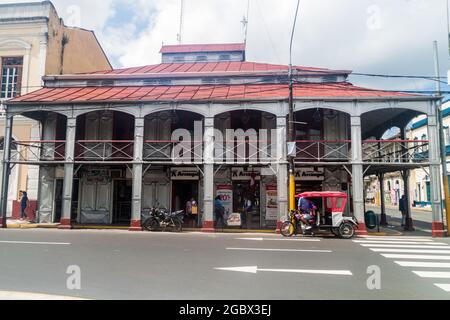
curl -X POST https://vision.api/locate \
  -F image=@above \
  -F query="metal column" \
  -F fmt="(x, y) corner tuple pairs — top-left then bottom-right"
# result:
(378, 173), (388, 226)
(202, 117), (215, 232)
(0, 114), (13, 228)
(60, 117), (77, 229)
(351, 115), (367, 235)
(130, 117), (144, 231)
(428, 111), (445, 237)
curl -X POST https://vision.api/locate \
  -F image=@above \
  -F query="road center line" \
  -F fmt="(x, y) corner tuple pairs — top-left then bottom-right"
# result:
(235, 237), (320, 242)
(226, 247), (332, 253)
(0, 241), (71, 245)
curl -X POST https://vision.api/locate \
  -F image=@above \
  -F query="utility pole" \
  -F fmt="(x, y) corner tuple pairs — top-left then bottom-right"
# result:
(0, 104), (13, 229)
(434, 41), (450, 236)
(177, 0), (184, 44)
(288, 0), (301, 213)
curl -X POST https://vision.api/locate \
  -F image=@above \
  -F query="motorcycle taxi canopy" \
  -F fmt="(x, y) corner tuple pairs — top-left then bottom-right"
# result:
(295, 192), (347, 213)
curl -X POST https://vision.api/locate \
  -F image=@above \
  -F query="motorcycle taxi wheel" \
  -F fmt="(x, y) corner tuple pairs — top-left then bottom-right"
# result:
(338, 222), (356, 239)
(280, 221), (295, 237)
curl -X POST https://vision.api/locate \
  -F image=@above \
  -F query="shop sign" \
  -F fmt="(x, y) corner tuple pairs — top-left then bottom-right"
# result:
(227, 213), (242, 227)
(295, 167), (325, 181)
(265, 185), (278, 221)
(232, 168), (262, 181)
(171, 167), (200, 180)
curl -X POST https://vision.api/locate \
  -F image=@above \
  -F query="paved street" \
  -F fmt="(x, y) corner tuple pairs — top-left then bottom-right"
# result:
(1, 229), (450, 300)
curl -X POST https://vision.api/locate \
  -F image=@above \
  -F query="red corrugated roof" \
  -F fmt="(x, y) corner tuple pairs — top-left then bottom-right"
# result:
(76, 61), (338, 76)
(10, 83), (417, 104)
(160, 43), (246, 54)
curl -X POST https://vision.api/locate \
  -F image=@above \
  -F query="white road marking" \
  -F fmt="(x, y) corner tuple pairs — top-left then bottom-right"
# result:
(370, 248), (450, 254)
(235, 237), (320, 242)
(395, 261), (450, 268)
(413, 271), (450, 279)
(381, 254), (450, 260)
(0, 291), (86, 300)
(354, 240), (447, 245)
(0, 241), (70, 245)
(226, 247), (332, 253)
(359, 236), (434, 241)
(434, 284), (450, 292)
(360, 244), (449, 249)
(215, 266), (352, 275)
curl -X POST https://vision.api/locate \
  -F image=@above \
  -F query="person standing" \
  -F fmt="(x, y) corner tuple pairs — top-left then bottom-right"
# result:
(20, 191), (29, 221)
(399, 194), (407, 227)
(214, 196), (225, 228)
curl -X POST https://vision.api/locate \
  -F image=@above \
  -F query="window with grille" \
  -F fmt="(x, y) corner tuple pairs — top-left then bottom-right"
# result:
(1, 57), (23, 99)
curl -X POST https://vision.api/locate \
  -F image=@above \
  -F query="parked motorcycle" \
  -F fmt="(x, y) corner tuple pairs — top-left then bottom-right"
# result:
(142, 208), (184, 233)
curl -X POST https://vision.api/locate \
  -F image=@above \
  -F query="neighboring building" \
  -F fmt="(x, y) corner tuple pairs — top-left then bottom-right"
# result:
(364, 100), (450, 211)
(3, 42), (445, 236)
(0, 1), (112, 218)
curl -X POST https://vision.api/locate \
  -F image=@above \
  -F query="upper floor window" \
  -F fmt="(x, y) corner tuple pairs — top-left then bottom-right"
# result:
(1, 57), (23, 99)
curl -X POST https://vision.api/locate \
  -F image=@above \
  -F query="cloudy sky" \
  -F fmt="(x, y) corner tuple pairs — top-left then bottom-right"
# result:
(5, 0), (450, 93)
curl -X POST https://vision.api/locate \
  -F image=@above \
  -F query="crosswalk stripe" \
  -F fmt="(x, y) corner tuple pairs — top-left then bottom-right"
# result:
(382, 254), (450, 260)
(370, 248), (450, 254)
(360, 237), (434, 242)
(413, 271), (450, 278)
(434, 284), (450, 292)
(354, 240), (447, 245)
(361, 244), (449, 249)
(360, 235), (434, 240)
(395, 261), (450, 268)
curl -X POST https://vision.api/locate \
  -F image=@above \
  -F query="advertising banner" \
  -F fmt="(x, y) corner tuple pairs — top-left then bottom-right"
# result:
(265, 185), (278, 221)
(216, 185), (233, 218)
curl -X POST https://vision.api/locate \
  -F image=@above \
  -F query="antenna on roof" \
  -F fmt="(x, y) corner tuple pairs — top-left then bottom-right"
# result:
(177, 0), (185, 44)
(241, 0), (250, 45)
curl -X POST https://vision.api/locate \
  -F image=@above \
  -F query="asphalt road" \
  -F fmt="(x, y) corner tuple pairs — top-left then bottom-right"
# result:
(1, 229), (450, 300)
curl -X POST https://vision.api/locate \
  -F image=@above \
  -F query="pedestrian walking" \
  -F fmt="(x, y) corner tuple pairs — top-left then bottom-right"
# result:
(20, 191), (29, 221)
(399, 194), (407, 227)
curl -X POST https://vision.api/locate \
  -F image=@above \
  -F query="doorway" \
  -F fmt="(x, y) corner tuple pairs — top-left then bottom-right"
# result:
(113, 179), (132, 225)
(172, 180), (199, 227)
(54, 179), (63, 223)
(233, 181), (261, 229)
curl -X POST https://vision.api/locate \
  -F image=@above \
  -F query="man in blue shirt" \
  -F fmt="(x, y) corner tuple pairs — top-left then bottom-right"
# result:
(298, 197), (317, 229)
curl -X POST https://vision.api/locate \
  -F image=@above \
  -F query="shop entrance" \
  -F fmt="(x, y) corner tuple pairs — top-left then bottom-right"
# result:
(113, 179), (132, 225)
(233, 181), (261, 229)
(172, 180), (199, 227)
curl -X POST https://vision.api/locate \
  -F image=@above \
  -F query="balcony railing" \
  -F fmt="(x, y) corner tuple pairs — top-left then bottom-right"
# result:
(295, 140), (351, 162)
(144, 140), (204, 163)
(362, 140), (429, 163)
(11, 140), (66, 162)
(8, 139), (431, 165)
(75, 140), (134, 161)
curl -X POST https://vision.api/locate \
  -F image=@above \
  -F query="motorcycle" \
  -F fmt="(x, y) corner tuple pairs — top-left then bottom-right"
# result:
(143, 208), (184, 233)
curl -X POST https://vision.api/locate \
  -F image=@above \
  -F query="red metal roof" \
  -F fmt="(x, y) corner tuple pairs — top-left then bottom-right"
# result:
(74, 61), (339, 76)
(160, 43), (246, 54)
(10, 83), (417, 104)
(296, 192), (348, 198)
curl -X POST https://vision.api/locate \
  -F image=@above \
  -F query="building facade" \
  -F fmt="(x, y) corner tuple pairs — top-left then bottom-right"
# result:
(0, 1), (112, 218)
(2, 43), (445, 236)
